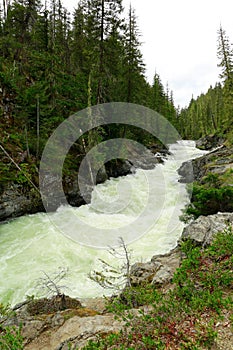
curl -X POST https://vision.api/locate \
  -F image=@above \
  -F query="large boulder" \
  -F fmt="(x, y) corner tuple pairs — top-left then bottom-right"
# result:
(178, 146), (233, 184)
(180, 212), (233, 246)
(130, 248), (181, 287)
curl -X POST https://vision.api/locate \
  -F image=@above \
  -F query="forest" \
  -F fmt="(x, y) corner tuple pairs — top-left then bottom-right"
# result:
(0, 0), (232, 191)
(179, 25), (233, 144)
(0, 0), (177, 187)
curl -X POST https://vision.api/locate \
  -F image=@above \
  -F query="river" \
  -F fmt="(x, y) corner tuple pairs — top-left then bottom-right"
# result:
(0, 141), (206, 306)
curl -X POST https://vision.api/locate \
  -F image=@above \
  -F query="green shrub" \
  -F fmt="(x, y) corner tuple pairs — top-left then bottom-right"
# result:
(185, 184), (233, 219)
(0, 325), (24, 350)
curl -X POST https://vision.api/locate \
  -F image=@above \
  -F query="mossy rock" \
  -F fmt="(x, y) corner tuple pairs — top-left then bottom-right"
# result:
(27, 294), (82, 315)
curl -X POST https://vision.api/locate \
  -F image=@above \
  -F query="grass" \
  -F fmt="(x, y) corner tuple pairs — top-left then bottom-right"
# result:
(82, 227), (233, 349)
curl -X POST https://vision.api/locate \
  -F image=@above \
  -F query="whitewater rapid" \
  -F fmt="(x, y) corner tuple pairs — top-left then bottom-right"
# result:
(0, 141), (205, 305)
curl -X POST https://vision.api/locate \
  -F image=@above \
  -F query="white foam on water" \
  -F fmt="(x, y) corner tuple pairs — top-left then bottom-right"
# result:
(0, 141), (206, 305)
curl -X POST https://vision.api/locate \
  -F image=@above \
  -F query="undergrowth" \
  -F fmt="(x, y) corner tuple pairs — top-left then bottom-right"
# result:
(83, 227), (233, 349)
(0, 325), (23, 350)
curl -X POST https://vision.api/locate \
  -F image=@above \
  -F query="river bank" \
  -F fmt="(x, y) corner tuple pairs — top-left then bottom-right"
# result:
(1, 211), (232, 349)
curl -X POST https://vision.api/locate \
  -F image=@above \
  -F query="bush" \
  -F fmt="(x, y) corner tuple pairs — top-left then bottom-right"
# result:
(0, 325), (23, 350)
(185, 184), (233, 219)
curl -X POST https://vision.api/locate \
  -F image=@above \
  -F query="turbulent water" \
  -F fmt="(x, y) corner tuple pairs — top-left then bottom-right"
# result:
(0, 141), (206, 306)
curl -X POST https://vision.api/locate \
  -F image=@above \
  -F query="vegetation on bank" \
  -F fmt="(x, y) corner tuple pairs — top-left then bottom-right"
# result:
(178, 25), (233, 145)
(82, 227), (233, 349)
(183, 153), (233, 220)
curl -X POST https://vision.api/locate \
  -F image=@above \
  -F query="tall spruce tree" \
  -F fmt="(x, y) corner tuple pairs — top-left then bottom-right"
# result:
(217, 25), (233, 130)
(217, 25), (233, 81)
(123, 4), (145, 104)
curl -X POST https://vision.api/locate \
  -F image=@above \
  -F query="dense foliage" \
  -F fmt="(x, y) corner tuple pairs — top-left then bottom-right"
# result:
(178, 26), (233, 144)
(0, 0), (177, 187)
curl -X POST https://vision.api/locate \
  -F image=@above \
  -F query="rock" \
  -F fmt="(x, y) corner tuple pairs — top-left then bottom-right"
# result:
(177, 161), (194, 183)
(130, 248), (181, 286)
(0, 144), (167, 221)
(55, 315), (124, 350)
(152, 266), (172, 285)
(130, 261), (162, 285)
(22, 319), (46, 341)
(196, 134), (225, 150)
(104, 159), (132, 178)
(179, 146), (233, 184)
(80, 297), (107, 314)
(151, 248), (182, 285)
(51, 312), (65, 327)
(24, 314), (124, 350)
(0, 185), (44, 222)
(26, 295), (82, 316)
(180, 212), (233, 246)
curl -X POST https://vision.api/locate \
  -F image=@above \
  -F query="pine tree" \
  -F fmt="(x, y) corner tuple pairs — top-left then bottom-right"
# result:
(217, 25), (233, 81)
(122, 5), (145, 104)
(217, 25), (233, 130)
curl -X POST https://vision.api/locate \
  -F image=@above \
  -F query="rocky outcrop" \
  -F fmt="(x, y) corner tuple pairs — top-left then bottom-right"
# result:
(130, 212), (233, 287)
(178, 145), (233, 184)
(0, 185), (44, 221)
(180, 212), (233, 246)
(33, 314), (123, 350)
(1, 295), (124, 350)
(195, 134), (225, 150)
(130, 248), (182, 287)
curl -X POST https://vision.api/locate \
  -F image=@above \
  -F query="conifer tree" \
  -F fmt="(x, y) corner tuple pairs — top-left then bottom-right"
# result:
(217, 25), (233, 130)
(217, 25), (233, 81)
(123, 5), (145, 104)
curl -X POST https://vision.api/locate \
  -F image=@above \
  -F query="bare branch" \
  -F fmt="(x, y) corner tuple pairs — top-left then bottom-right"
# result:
(36, 267), (69, 297)
(89, 237), (132, 291)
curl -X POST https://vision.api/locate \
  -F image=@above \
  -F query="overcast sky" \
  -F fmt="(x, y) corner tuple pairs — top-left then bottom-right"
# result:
(63, 0), (233, 108)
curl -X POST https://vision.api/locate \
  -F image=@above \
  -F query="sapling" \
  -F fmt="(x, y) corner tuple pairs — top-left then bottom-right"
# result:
(89, 237), (132, 292)
(36, 267), (69, 297)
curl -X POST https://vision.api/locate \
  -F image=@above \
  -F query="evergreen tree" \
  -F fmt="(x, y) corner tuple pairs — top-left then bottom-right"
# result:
(217, 25), (233, 81)
(217, 25), (233, 131)
(123, 4), (145, 104)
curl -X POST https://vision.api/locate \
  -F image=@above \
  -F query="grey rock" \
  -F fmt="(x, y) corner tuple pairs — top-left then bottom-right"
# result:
(22, 319), (45, 340)
(196, 135), (225, 150)
(51, 312), (65, 327)
(24, 314), (124, 350)
(130, 261), (162, 285)
(181, 212), (233, 246)
(151, 248), (182, 285)
(152, 266), (172, 285)
(130, 248), (181, 286)
(178, 161), (194, 183)
(179, 146), (233, 184)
